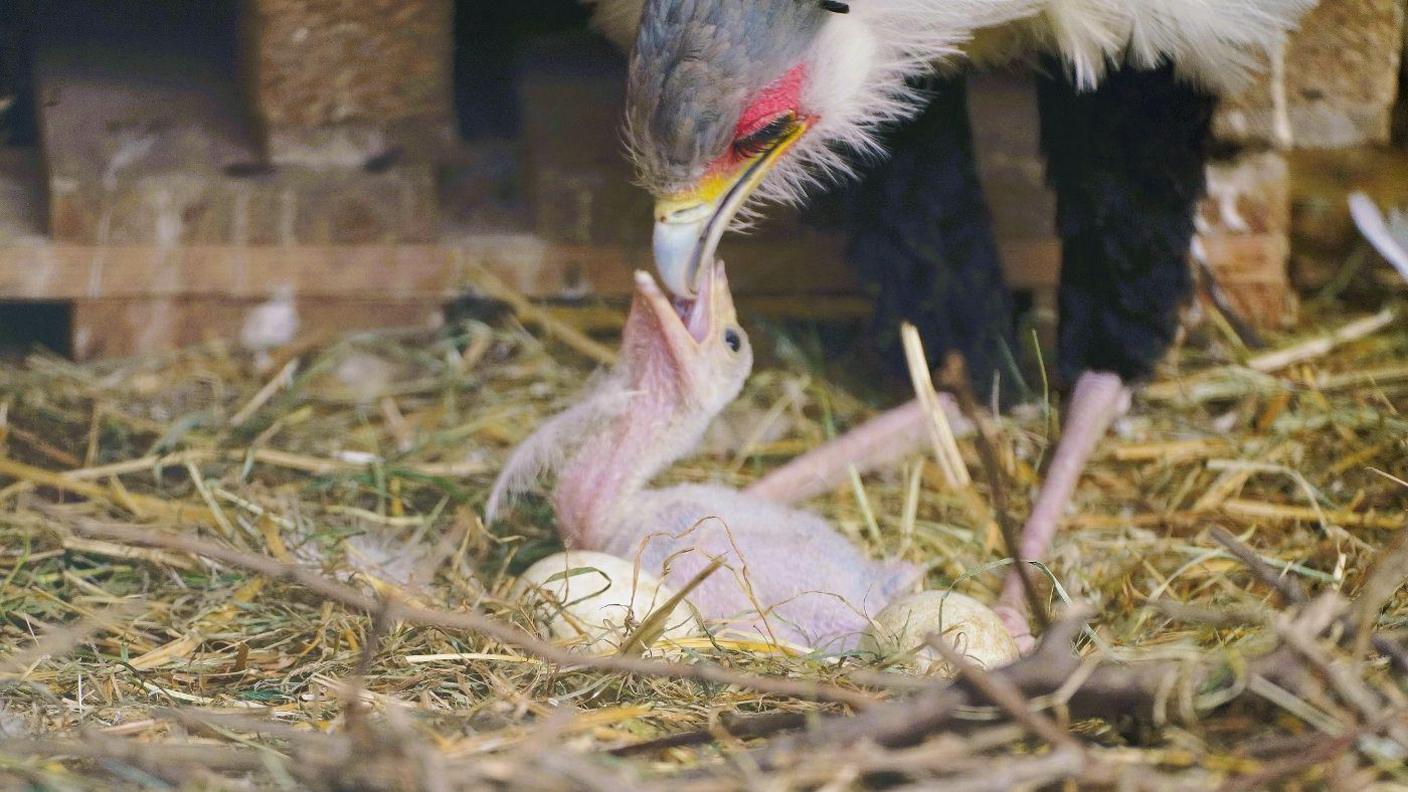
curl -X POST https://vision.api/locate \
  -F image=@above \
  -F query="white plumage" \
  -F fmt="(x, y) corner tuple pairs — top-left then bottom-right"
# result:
(239, 284), (299, 371)
(585, 0), (1310, 92)
(586, 0), (1312, 209)
(1350, 193), (1408, 285)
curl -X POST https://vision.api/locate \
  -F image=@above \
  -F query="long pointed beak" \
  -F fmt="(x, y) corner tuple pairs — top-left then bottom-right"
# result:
(651, 121), (808, 297)
(653, 199), (717, 298)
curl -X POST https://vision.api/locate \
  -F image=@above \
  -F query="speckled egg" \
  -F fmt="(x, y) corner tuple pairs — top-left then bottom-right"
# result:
(861, 591), (1020, 677)
(512, 551), (701, 652)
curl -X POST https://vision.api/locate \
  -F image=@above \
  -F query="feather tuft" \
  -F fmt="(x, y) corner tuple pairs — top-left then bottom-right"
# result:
(1350, 192), (1408, 285)
(485, 372), (633, 524)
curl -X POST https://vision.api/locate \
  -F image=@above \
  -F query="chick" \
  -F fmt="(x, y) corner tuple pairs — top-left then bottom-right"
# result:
(489, 260), (918, 651)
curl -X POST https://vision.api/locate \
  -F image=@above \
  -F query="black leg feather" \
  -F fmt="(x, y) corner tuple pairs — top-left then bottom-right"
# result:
(1037, 59), (1215, 385)
(844, 73), (1015, 400)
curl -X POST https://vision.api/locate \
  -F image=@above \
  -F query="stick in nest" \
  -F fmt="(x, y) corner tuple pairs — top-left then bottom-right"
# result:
(941, 353), (1049, 633)
(923, 630), (1077, 751)
(1212, 524), (1408, 672)
(901, 323), (971, 489)
(1210, 526), (1307, 606)
(60, 514), (877, 710)
(460, 253), (618, 367)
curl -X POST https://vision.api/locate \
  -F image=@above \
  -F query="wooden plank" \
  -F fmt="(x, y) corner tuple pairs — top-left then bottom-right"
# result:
(969, 73), (1058, 241)
(0, 237), (1062, 302)
(1195, 152), (1297, 330)
(70, 297), (445, 360)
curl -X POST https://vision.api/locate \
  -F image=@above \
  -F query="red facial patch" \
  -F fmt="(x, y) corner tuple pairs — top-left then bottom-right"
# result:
(733, 64), (808, 139)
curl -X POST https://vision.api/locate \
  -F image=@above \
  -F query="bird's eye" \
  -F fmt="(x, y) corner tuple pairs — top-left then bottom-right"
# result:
(733, 113), (797, 160)
(723, 328), (742, 353)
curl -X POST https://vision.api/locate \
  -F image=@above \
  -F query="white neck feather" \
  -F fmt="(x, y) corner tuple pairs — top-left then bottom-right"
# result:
(752, 0), (1043, 209)
(752, 0), (1311, 208)
(585, 0), (1314, 211)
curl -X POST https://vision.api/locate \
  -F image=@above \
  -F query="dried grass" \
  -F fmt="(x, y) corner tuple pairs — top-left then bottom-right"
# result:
(0, 289), (1405, 790)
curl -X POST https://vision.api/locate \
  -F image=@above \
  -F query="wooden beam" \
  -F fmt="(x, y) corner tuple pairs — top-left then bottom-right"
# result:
(69, 297), (447, 360)
(0, 237), (1063, 302)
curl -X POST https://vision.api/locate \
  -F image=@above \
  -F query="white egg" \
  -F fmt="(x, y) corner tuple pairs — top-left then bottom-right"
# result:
(861, 591), (1020, 677)
(512, 551), (701, 652)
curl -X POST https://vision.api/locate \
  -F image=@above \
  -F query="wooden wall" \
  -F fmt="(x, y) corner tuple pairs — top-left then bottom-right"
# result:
(0, 1), (1402, 357)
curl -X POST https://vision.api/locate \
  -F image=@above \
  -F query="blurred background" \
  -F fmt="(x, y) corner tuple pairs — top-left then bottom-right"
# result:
(0, 0), (1403, 363)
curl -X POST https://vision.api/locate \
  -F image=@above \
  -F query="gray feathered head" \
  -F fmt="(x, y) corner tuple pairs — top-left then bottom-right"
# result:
(622, 0), (1020, 299)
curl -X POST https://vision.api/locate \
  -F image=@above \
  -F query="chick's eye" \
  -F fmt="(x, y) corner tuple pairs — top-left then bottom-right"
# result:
(723, 328), (742, 353)
(732, 114), (797, 160)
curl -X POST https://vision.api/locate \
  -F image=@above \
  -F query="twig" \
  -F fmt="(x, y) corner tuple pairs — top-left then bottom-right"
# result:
(0, 736), (269, 773)
(1274, 615), (1383, 723)
(1246, 309), (1396, 373)
(766, 607), (1338, 763)
(1213, 526), (1408, 672)
(1219, 711), (1401, 792)
(608, 711), (809, 757)
(617, 618), (1091, 759)
(63, 516), (878, 710)
(614, 592), (1399, 775)
(59, 449), (217, 480)
(462, 256), (618, 367)
(890, 746), (1088, 792)
(901, 323), (970, 488)
(1351, 525), (1408, 665)
(229, 358), (298, 427)
(942, 354), (1049, 632)
(1210, 526), (1307, 606)
(923, 631), (1077, 750)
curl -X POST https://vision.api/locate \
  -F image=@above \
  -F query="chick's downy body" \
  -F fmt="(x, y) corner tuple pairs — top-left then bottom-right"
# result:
(601, 483), (915, 650)
(489, 261), (917, 651)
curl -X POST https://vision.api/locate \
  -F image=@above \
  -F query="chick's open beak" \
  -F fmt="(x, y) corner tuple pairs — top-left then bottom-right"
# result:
(651, 122), (807, 297)
(632, 258), (724, 364)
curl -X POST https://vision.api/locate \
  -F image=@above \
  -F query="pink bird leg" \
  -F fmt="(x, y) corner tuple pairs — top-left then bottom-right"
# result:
(745, 395), (970, 506)
(993, 371), (1130, 652)
(746, 371), (1130, 654)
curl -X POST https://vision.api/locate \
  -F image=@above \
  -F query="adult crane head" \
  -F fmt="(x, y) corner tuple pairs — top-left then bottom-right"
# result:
(632, 0), (1014, 297)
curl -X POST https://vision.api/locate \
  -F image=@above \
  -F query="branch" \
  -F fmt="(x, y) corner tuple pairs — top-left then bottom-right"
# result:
(62, 515), (877, 710)
(1213, 524), (1408, 672)
(0, 737), (268, 773)
(942, 353), (1049, 631)
(924, 630), (1077, 750)
(1211, 526), (1308, 605)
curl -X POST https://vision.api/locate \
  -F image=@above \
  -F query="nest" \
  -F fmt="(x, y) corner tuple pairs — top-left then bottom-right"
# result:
(0, 284), (1406, 790)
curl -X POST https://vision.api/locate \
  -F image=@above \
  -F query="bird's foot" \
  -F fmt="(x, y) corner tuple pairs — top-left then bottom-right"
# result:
(990, 371), (1131, 657)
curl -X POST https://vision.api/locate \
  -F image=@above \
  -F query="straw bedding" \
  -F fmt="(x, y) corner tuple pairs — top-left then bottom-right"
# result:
(0, 284), (1405, 789)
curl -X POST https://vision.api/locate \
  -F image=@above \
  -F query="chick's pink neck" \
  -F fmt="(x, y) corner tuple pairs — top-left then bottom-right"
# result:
(551, 382), (705, 550)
